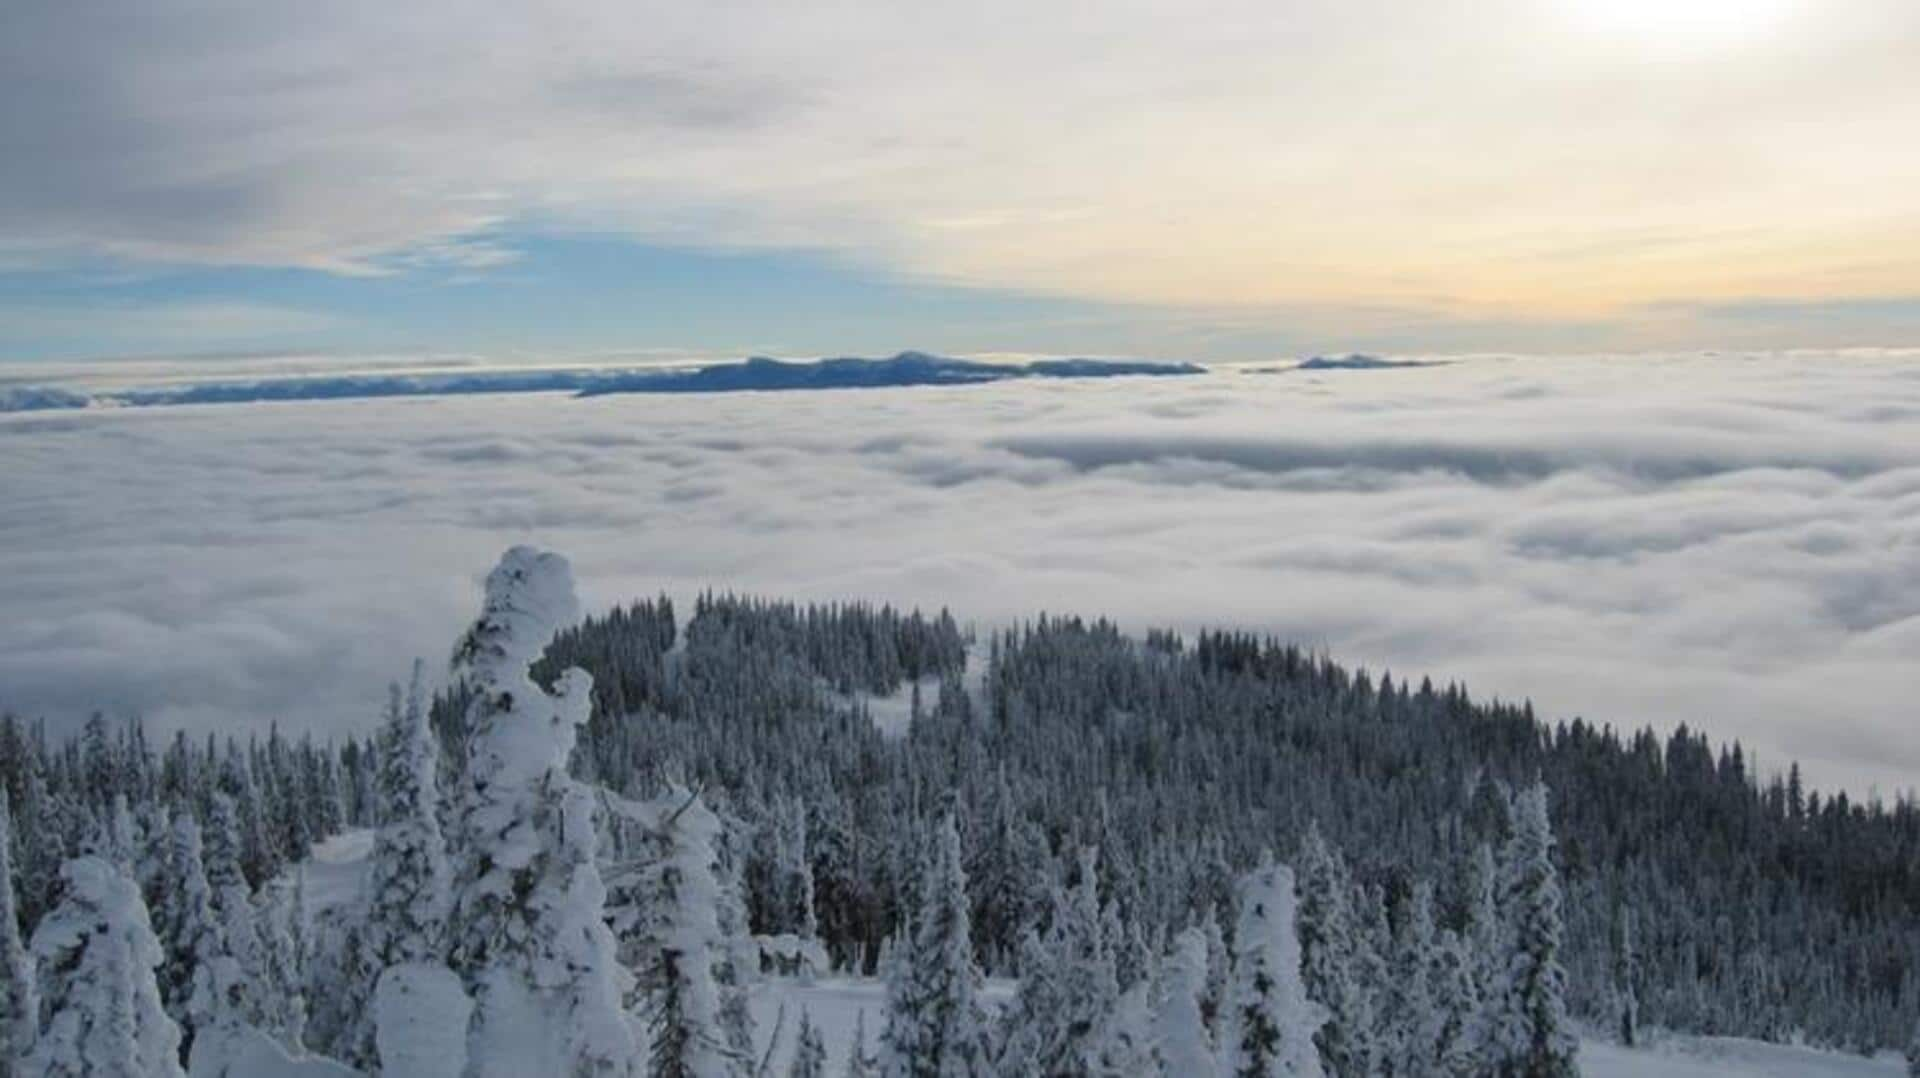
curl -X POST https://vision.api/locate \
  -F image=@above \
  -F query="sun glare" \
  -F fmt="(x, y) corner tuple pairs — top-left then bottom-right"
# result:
(1566, 0), (1797, 43)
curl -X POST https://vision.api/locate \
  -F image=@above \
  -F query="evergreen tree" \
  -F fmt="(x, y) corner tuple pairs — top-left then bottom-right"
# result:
(1611, 902), (1640, 1048)
(995, 849), (1120, 1076)
(1430, 929), (1482, 1078)
(200, 790), (292, 1041)
(368, 667), (450, 967)
(844, 1010), (876, 1078)
(346, 667), (453, 1068)
(632, 788), (740, 1078)
(1199, 907), (1230, 1037)
(445, 546), (637, 1078)
(151, 813), (220, 1048)
(710, 820), (758, 1066)
(1294, 827), (1374, 1077)
(881, 810), (989, 1078)
(1383, 882), (1441, 1077)
(1493, 784), (1577, 1078)
(790, 1009), (827, 1078)
(255, 877), (307, 1049)
(17, 765), (66, 927)
(0, 797), (38, 1073)
(104, 795), (137, 876)
(25, 856), (185, 1078)
(1224, 857), (1325, 1078)
(778, 805), (819, 943)
(1149, 926), (1217, 1076)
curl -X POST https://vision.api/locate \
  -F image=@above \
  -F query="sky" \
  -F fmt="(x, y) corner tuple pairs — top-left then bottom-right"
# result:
(3, 0), (1920, 361)
(3, 353), (1916, 798)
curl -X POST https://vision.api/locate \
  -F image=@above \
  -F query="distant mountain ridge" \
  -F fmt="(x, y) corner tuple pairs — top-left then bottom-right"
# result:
(575, 350), (1202, 396)
(0, 351), (1203, 413)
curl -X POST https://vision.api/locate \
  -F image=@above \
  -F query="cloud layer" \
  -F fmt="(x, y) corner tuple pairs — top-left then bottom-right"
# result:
(4, 0), (1919, 328)
(2, 352), (1917, 797)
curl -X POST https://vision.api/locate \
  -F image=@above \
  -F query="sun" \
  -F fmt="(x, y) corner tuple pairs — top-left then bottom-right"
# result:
(1565, 0), (1797, 43)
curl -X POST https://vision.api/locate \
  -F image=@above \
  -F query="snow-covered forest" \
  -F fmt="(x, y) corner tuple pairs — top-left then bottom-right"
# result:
(2, 545), (1916, 1076)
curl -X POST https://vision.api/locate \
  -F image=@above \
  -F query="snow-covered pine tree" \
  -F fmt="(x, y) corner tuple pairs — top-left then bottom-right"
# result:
(14, 764), (64, 931)
(994, 848), (1120, 1075)
(0, 796), (38, 1072)
(1200, 906), (1230, 1036)
(1101, 978), (1153, 1075)
(202, 788), (304, 1046)
(1294, 826), (1374, 1077)
(710, 816), (758, 1066)
(255, 876), (308, 1049)
(790, 1009), (827, 1078)
(1493, 784), (1577, 1078)
(25, 856), (185, 1078)
(1430, 929), (1482, 1077)
(1383, 882), (1442, 1076)
(369, 667), (450, 966)
(845, 1010), (876, 1078)
(105, 795), (137, 875)
(1460, 841), (1503, 1070)
(777, 804), (819, 943)
(1225, 856), (1325, 1078)
(1611, 901), (1640, 1048)
(152, 812), (220, 1045)
(345, 667), (454, 1068)
(881, 809), (989, 1078)
(634, 788), (739, 1078)
(134, 804), (170, 903)
(445, 546), (636, 1078)
(1149, 926), (1217, 1076)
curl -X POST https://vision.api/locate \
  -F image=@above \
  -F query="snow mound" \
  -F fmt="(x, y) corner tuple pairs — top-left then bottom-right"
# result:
(302, 829), (374, 919)
(740, 978), (1904, 1078)
(837, 675), (938, 739)
(1581, 1034), (1905, 1077)
(374, 962), (471, 1078)
(190, 1025), (363, 1078)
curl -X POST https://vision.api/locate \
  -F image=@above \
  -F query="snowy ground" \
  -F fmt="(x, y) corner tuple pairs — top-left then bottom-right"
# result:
(1579, 1033), (1906, 1078)
(830, 677), (932, 740)
(833, 639), (990, 739)
(746, 977), (1907, 1077)
(304, 829), (374, 919)
(297, 833), (1903, 1076)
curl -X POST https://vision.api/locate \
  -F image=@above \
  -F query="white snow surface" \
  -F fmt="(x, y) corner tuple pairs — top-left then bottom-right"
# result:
(745, 979), (1904, 1078)
(1580, 1034), (1905, 1078)
(842, 641), (988, 739)
(373, 962), (471, 1078)
(292, 832), (1903, 1077)
(304, 829), (375, 919)
(838, 676), (937, 740)
(189, 1024), (363, 1078)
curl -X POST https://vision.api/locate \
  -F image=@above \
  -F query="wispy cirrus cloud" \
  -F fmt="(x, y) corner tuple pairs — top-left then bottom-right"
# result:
(2, 0), (1918, 339)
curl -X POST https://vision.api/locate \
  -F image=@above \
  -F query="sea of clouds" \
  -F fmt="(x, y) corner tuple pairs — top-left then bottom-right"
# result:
(3, 351), (1916, 797)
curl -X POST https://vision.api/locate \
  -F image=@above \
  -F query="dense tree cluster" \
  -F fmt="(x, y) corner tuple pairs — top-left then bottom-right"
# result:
(526, 601), (1918, 1054)
(0, 556), (1916, 1074)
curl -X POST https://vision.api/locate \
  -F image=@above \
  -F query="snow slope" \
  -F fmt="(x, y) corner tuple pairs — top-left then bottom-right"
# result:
(305, 829), (375, 920)
(296, 834), (1903, 1077)
(1580, 1035), (1905, 1078)
(746, 978), (1905, 1078)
